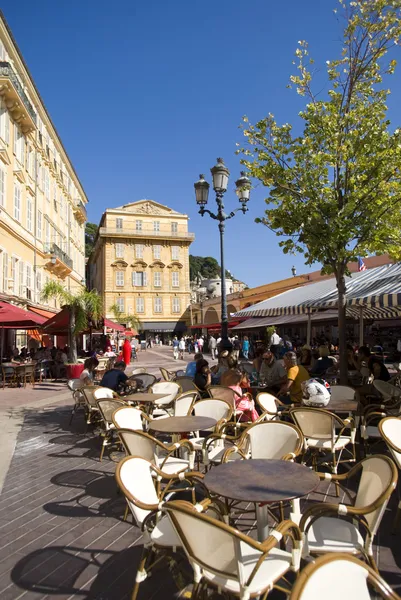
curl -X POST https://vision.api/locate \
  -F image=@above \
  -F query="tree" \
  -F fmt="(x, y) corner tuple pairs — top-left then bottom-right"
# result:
(85, 223), (98, 258)
(238, 0), (401, 382)
(109, 304), (142, 331)
(41, 282), (103, 363)
(189, 255), (239, 281)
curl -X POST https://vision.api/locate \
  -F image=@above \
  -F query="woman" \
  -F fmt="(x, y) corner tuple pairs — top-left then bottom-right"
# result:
(194, 359), (211, 392)
(122, 337), (132, 366)
(224, 369), (258, 422)
(299, 346), (313, 372)
(80, 357), (99, 386)
(242, 336), (250, 360)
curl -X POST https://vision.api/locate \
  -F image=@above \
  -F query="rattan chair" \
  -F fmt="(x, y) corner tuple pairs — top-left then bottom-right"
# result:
(361, 381), (401, 454)
(379, 416), (401, 530)
(290, 553), (401, 600)
(164, 499), (302, 599)
(160, 367), (176, 381)
(81, 386), (102, 428)
(150, 381), (181, 417)
(129, 373), (157, 392)
(207, 385), (245, 422)
(188, 399), (233, 468)
(174, 376), (198, 392)
(67, 378), (85, 424)
(1, 365), (16, 388)
(96, 398), (127, 460)
(115, 456), (211, 600)
(256, 392), (284, 421)
(111, 405), (151, 431)
(131, 367), (147, 375)
(299, 454), (397, 571)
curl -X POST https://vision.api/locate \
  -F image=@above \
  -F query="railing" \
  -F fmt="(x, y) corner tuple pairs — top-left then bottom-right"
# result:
(44, 243), (73, 269)
(99, 227), (195, 240)
(0, 62), (36, 124)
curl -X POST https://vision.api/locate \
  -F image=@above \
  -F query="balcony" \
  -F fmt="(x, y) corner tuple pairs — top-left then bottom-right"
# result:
(74, 199), (87, 224)
(99, 227), (195, 242)
(44, 243), (73, 277)
(0, 62), (36, 133)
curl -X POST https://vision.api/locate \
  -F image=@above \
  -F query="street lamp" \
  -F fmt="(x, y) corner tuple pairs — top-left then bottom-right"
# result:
(291, 266), (297, 277)
(194, 158), (251, 351)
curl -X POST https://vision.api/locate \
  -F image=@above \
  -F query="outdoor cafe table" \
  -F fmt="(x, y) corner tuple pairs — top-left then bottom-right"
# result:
(325, 396), (359, 414)
(204, 459), (320, 541)
(124, 392), (170, 414)
(149, 416), (217, 434)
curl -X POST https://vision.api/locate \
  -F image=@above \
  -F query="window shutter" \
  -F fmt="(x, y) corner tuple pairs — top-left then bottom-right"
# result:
(143, 272), (147, 286)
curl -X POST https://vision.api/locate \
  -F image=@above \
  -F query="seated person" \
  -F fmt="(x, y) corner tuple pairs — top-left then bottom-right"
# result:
(278, 351), (310, 404)
(80, 357), (99, 386)
(299, 346), (314, 372)
(258, 350), (287, 393)
(224, 370), (258, 422)
(100, 360), (129, 393)
(211, 350), (230, 384)
(220, 356), (244, 386)
(185, 353), (204, 378)
(358, 346), (390, 382)
(193, 358), (211, 392)
(252, 347), (265, 375)
(52, 349), (68, 381)
(313, 346), (337, 376)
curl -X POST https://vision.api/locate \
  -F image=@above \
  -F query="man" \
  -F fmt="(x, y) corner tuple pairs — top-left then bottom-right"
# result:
(197, 336), (204, 354)
(259, 350), (287, 393)
(178, 337), (186, 360)
(100, 360), (128, 392)
(232, 336), (241, 361)
(278, 351), (309, 404)
(53, 348), (68, 381)
(172, 336), (179, 360)
(209, 335), (217, 360)
(269, 329), (282, 359)
(186, 353), (204, 377)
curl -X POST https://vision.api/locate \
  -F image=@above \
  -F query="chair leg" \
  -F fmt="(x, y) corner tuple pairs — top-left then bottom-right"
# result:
(131, 546), (151, 600)
(99, 437), (107, 462)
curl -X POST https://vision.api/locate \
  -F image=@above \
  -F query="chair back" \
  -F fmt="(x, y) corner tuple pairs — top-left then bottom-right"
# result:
(160, 367), (175, 381)
(207, 386), (237, 410)
(193, 399), (232, 429)
(131, 367), (147, 375)
(291, 408), (337, 440)
(379, 417), (401, 469)
(244, 421), (303, 460)
(329, 386), (355, 402)
(68, 378), (84, 392)
(93, 387), (115, 400)
(116, 456), (159, 527)
(289, 553), (399, 600)
(174, 392), (198, 416)
(81, 386), (98, 408)
(130, 373), (157, 391)
(151, 381), (181, 405)
(373, 380), (401, 403)
(174, 376), (197, 392)
(256, 392), (279, 419)
(118, 429), (156, 463)
(175, 369), (186, 377)
(96, 398), (126, 425)
(112, 406), (144, 430)
(354, 455), (397, 533)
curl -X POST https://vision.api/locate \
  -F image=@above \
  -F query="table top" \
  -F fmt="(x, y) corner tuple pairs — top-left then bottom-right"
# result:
(149, 415), (217, 433)
(124, 392), (169, 403)
(326, 396), (359, 412)
(204, 459), (320, 503)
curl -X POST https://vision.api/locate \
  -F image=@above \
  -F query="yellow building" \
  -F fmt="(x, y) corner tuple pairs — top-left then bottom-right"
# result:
(88, 200), (194, 339)
(0, 11), (87, 329)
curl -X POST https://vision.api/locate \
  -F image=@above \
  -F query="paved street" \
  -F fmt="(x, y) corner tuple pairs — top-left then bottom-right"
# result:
(0, 347), (400, 599)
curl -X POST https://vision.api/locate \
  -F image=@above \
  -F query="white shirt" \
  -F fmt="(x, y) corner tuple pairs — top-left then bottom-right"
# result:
(179, 339), (185, 350)
(270, 333), (281, 346)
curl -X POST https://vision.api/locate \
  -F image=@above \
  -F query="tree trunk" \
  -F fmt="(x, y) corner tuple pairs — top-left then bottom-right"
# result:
(68, 307), (78, 363)
(337, 271), (348, 385)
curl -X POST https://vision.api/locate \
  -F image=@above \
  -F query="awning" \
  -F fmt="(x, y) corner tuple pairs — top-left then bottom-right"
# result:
(0, 301), (47, 329)
(231, 310), (351, 330)
(27, 329), (42, 341)
(103, 318), (125, 332)
(142, 321), (187, 333)
(28, 306), (58, 319)
(42, 306), (70, 334)
(189, 320), (243, 330)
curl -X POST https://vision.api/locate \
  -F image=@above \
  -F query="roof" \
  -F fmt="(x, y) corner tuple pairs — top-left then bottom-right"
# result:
(111, 199), (185, 216)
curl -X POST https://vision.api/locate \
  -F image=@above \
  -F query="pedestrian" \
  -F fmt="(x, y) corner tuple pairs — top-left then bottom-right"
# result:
(178, 337), (185, 360)
(241, 336), (250, 360)
(209, 335), (217, 359)
(122, 337), (132, 366)
(172, 336), (179, 360)
(198, 335), (204, 354)
(233, 336), (241, 360)
(146, 336), (152, 349)
(269, 329), (282, 359)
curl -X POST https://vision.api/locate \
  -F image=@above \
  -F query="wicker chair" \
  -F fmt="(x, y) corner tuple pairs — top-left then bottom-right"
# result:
(160, 367), (176, 381)
(67, 378), (85, 424)
(379, 416), (401, 531)
(96, 398), (127, 460)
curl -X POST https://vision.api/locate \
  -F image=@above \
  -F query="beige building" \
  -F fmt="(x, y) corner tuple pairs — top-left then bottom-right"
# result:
(0, 11), (87, 330)
(88, 200), (194, 339)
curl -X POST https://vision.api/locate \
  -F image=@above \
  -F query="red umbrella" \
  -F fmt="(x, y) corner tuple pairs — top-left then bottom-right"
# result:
(0, 301), (47, 328)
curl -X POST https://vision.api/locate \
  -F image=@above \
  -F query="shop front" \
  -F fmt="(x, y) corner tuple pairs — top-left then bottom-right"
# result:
(141, 321), (187, 345)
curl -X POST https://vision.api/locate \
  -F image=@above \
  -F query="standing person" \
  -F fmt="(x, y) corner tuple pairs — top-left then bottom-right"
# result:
(146, 336), (152, 349)
(172, 336), (179, 360)
(197, 335), (204, 354)
(270, 329), (282, 359)
(232, 336), (240, 360)
(242, 336), (250, 360)
(209, 335), (217, 360)
(178, 337), (185, 360)
(122, 337), (132, 366)
(194, 338), (199, 354)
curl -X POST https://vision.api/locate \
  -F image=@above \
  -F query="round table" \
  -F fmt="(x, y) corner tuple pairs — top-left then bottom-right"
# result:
(204, 459), (320, 541)
(149, 415), (217, 433)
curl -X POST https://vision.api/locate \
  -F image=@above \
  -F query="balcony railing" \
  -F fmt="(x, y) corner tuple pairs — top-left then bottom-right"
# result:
(0, 62), (36, 125)
(99, 227), (195, 240)
(44, 243), (73, 270)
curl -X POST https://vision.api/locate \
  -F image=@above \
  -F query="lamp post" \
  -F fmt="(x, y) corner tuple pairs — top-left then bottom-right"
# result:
(194, 158), (251, 351)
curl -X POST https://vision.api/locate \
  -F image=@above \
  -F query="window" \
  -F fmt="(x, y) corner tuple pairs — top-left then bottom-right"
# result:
(154, 221), (160, 232)
(172, 297), (181, 313)
(18, 260), (26, 297)
(43, 169), (50, 201)
(116, 297), (124, 312)
(116, 217), (123, 230)
(2, 251), (8, 293)
(116, 271), (124, 287)
(133, 271), (146, 286)
(0, 166), (5, 206)
(171, 222), (178, 233)
(14, 182), (21, 221)
(115, 243), (124, 258)
(136, 297), (144, 313)
(172, 271), (180, 287)
(172, 246), (179, 260)
(136, 220), (142, 232)
(27, 197), (33, 232)
(154, 297), (162, 313)
(153, 245), (161, 259)
(154, 271), (161, 287)
(26, 264), (32, 299)
(135, 244), (144, 259)
(0, 98), (10, 145)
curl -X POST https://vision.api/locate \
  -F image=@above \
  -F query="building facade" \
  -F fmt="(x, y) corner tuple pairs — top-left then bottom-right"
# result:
(88, 200), (194, 339)
(0, 12), (87, 325)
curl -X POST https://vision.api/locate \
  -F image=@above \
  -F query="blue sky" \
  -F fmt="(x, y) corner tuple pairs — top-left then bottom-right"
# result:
(2, 0), (400, 287)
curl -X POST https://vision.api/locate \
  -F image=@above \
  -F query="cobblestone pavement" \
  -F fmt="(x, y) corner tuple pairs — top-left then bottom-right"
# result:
(0, 347), (400, 599)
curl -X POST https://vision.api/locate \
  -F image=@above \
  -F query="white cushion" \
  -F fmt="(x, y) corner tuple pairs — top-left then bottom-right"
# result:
(202, 545), (291, 595)
(306, 516), (364, 553)
(306, 436), (351, 450)
(151, 515), (181, 547)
